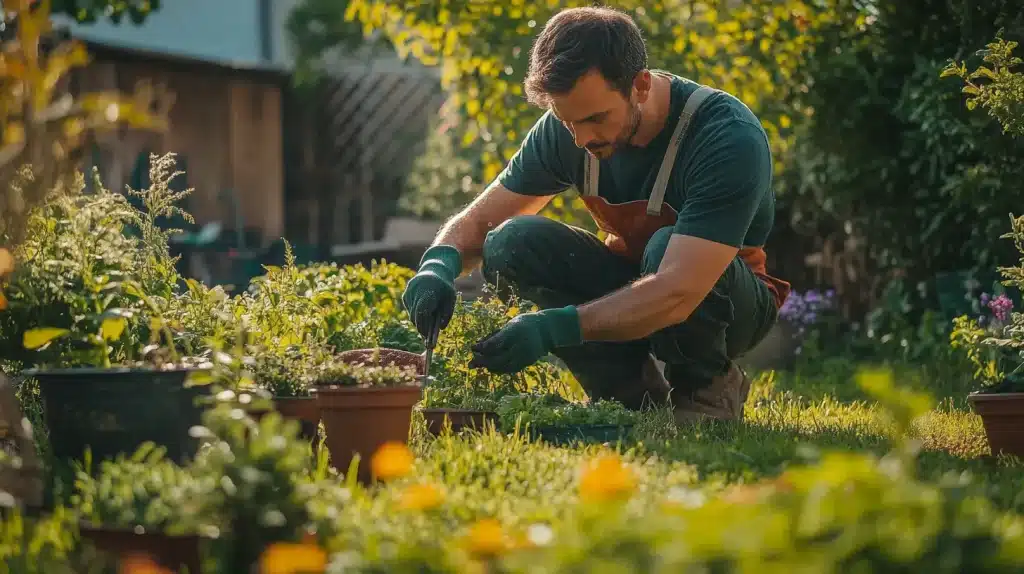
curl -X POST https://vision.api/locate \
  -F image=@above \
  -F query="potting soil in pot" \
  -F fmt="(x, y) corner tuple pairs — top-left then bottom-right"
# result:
(337, 348), (425, 374)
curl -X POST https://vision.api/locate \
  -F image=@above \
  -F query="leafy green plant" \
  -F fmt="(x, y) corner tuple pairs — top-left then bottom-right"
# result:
(187, 388), (319, 572)
(420, 385), (503, 412)
(0, 155), (190, 368)
(70, 443), (202, 535)
(496, 394), (638, 429)
(943, 34), (1024, 137)
(312, 357), (419, 388)
(950, 215), (1024, 394)
(0, 504), (100, 573)
(428, 292), (580, 408)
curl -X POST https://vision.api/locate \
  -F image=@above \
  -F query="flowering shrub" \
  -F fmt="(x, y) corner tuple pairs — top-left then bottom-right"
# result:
(779, 289), (837, 333)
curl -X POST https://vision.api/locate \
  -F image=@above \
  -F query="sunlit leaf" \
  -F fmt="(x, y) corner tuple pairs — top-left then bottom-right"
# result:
(23, 328), (70, 350)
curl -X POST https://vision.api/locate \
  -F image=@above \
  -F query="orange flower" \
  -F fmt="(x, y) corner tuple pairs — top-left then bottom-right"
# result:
(0, 248), (12, 277)
(371, 441), (413, 481)
(399, 482), (444, 511)
(0, 292), (7, 311)
(119, 554), (173, 574)
(259, 540), (328, 574)
(464, 518), (507, 558)
(578, 453), (637, 503)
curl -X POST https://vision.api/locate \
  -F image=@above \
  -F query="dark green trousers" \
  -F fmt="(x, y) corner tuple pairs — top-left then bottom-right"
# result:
(480, 215), (778, 400)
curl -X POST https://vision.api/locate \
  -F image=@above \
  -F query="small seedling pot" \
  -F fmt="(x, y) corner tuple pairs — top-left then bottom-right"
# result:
(529, 424), (635, 446)
(968, 391), (1024, 457)
(317, 384), (422, 484)
(422, 408), (498, 436)
(27, 367), (210, 464)
(78, 523), (202, 574)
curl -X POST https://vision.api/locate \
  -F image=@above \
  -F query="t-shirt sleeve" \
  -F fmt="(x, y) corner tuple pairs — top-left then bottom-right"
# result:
(672, 120), (773, 248)
(497, 110), (575, 196)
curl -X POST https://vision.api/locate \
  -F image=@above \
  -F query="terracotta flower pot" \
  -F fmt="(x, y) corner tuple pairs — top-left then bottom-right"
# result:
(78, 523), (202, 574)
(422, 408), (498, 436)
(968, 391), (1024, 457)
(272, 396), (320, 442)
(317, 385), (422, 484)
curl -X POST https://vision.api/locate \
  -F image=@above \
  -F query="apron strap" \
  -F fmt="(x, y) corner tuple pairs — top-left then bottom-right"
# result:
(647, 85), (718, 215)
(583, 151), (599, 197)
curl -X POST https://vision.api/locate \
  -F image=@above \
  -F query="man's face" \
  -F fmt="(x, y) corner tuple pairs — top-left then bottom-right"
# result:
(549, 69), (649, 160)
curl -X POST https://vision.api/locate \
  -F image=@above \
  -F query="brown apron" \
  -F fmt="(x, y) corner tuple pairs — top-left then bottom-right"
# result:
(579, 85), (791, 309)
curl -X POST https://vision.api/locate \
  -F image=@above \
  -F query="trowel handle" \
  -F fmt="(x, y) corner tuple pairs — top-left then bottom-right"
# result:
(425, 315), (442, 350)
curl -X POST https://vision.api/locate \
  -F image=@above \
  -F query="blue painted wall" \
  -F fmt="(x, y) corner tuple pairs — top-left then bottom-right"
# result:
(52, 0), (296, 71)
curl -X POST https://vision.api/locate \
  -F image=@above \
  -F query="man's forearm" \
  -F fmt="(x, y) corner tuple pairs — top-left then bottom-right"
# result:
(431, 213), (484, 276)
(576, 273), (695, 341)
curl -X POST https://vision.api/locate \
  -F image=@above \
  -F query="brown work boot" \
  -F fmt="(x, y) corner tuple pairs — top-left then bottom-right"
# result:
(609, 354), (672, 410)
(671, 362), (751, 425)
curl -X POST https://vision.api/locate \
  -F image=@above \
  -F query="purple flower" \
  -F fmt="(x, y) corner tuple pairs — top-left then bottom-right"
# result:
(988, 293), (1013, 323)
(779, 289), (836, 327)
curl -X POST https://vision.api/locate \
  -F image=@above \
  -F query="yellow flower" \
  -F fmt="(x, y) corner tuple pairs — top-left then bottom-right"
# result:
(259, 541), (328, 574)
(399, 482), (444, 511)
(371, 441), (413, 481)
(465, 518), (507, 558)
(0, 248), (13, 277)
(578, 453), (637, 503)
(119, 554), (173, 574)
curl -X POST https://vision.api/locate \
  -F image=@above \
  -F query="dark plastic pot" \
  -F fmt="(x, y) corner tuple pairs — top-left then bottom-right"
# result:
(968, 391), (1024, 457)
(529, 424), (634, 446)
(29, 368), (210, 464)
(317, 384), (422, 485)
(78, 523), (202, 573)
(422, 408), (498, 436)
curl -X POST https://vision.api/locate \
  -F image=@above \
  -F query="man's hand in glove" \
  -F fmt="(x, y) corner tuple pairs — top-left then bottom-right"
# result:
(402, 245), (461, 338)
(469, 306), (582, 374)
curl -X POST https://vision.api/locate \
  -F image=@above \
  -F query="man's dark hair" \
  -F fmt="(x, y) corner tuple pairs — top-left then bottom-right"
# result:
(524, 6), (648, 107)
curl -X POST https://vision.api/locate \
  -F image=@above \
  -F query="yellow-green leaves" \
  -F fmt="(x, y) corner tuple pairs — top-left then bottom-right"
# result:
(23, 327), (70, 350)
(100, 317), (128, 342)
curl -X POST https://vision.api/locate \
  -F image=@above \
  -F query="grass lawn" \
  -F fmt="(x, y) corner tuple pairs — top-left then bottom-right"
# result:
(386, 361), (1024, 520)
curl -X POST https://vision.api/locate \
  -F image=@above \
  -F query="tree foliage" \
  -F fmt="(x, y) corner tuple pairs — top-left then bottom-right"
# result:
(50, 0), (160, 25)
(291, 0), (844, 226)
(781, 0), (1024, 303)
(944, 35), (1024, 138)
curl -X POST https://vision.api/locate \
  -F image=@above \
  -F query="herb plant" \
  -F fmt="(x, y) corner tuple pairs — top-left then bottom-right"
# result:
(496, 394), (638, 429)
(313, 358), (419, 388)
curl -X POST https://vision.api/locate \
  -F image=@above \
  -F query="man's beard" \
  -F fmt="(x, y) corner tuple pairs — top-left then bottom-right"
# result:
(586, 103), (642, 158)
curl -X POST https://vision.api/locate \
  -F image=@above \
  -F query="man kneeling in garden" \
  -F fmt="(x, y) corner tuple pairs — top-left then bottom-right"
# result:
(402, 6), (791, 423)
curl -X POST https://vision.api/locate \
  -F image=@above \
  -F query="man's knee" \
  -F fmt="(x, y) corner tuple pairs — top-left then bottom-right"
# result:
(641, 226), (676, 275)
(481, 215), (552, 285)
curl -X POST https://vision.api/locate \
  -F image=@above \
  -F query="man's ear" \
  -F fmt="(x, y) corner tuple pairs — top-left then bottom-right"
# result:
(633, 70), (653, 103)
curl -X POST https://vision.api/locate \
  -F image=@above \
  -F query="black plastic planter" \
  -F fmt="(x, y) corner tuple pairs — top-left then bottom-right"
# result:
(29, 367), (210, 464)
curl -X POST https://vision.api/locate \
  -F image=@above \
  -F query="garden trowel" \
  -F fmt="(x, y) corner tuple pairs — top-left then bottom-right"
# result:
(422, 316), (442, 384)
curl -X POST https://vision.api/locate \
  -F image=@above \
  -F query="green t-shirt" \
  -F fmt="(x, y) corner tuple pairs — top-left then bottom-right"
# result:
(497, 73), (775, 249)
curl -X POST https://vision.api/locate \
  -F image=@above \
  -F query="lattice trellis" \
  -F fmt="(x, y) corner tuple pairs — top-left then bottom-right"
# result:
(285, 63), (444, 249)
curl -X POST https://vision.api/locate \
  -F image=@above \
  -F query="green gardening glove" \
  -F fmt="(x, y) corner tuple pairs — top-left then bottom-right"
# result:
(402, 245), (461, 339)
(469, 306), (582, 374)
